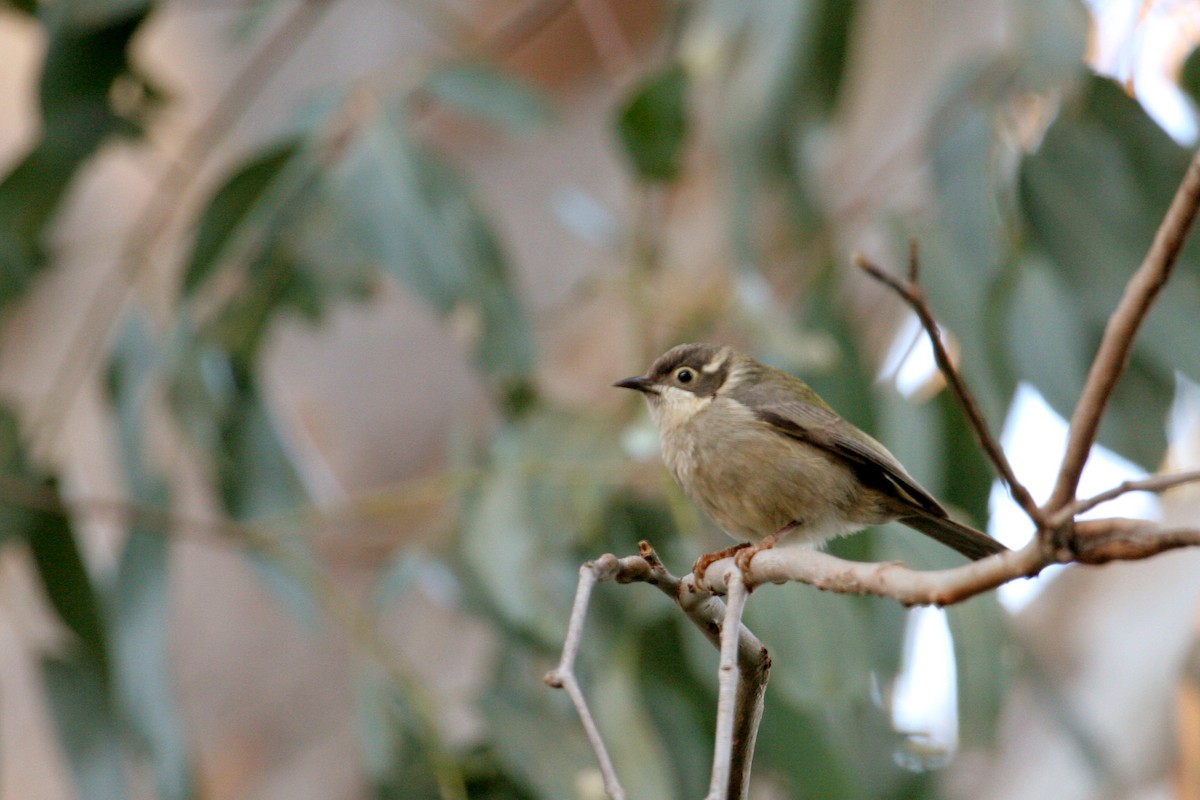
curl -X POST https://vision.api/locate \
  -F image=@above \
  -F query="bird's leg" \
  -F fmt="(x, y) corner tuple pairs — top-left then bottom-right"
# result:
(734, 520), (802, 577)
(691, 542), (752, 583)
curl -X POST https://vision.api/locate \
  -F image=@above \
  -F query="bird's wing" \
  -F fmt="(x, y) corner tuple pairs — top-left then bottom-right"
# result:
(743, 397), (947, 518)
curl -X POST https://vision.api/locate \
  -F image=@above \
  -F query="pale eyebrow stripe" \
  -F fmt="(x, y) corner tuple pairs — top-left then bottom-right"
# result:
(701, 350), (728, 373)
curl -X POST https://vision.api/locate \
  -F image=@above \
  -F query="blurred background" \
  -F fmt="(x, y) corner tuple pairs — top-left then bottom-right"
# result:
(2, 0), (1200, 798)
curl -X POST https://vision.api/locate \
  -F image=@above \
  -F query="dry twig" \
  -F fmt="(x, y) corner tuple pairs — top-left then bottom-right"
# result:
(545, 543), (770, 800)
(853, 246), (1043, 525)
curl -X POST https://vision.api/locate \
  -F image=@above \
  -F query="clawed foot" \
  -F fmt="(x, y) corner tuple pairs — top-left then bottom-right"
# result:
(733, 536), (777, 576)
(691, 542), (751, 583)
(692, 522), (800, 587)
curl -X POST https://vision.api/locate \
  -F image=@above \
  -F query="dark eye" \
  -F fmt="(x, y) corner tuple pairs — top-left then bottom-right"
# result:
(675, 367), (695, 384)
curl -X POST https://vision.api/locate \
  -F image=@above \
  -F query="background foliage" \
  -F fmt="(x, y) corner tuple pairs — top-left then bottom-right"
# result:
(0, 0), (1198, 798)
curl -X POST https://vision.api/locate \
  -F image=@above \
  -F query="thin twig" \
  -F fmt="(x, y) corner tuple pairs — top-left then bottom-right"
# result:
(1047, 148), (1200, 513)
(853, 250), (1044, 525)
(1053, 469), (1200, 525)
(546, 544), (769, 800)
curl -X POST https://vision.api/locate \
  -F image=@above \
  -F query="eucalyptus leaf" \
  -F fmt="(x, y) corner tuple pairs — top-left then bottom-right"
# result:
(945, 593), (1008, 748)
(743, 582), (871, 709)
(113, 529), (192, 800)
(353, 671), (442, 798)
(461, 410), (620, 640)
(592, 642), (676, 800)
(183, 141), (301, 295)
(329, 106), (534, 396)
(616, 62), (689, 182)
(482, 676), (597, 799)
(423, 62), (552, 135)
(106, 317), (193, 799)
(0, 7), (148, 312)
(1182, 46), (1200, 108)
(1020, 74), (1200, 382)
(27, 509), (111, 683)
(636, 621), (713, 799)
(41, 655), (130, 800)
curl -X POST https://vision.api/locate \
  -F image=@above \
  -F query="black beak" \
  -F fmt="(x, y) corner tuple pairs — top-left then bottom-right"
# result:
(614, 375), (657, 394)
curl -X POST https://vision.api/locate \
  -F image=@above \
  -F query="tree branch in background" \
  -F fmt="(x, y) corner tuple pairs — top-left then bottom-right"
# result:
(1046, 148), (1200, 514)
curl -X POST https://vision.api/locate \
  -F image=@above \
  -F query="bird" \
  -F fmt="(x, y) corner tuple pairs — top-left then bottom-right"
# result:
(614, 342), (1006, 572)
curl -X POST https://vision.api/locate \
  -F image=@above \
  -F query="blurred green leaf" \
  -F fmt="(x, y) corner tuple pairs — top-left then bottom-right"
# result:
(355, 672), (443, 798)
(113, 529), (192, 800)
(616, 63), (689, 182)
(483, 646), (598, 800)
(42, 655), (129, 800)
(1016, 75), (1193, 467)
(946, 593), (1009, 748)
(186, 141), (373, 368)
(1003, 258), (1090, 423)
(50, 0), (152, 28)
(802, 0), (857, 115)
(27, 509), (111, 682)
(219, 375), (307, 520)
(0, 6), (149, 312)
(937, 389), (995, 530)
(330, 105), (534, 403)
(1020, 75), (1200, 388)
(1181, 46), (1200, 109)
(636, 620), (714, 799)
(423, 62), (552, 135)
(743, 582), (871, 709)
(921, 75), (1016, 430)
(754, 700), (863, 799)
(183, 141), (301, 295)
(1099, 350), (1172, 470)
(106, 318), (193, 800)
(1011, 0), (1087, 91)
(460, 410), (620, 641)
(594, 642), (676, 799)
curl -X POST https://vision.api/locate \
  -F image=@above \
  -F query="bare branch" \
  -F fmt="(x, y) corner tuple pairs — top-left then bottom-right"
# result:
(1069, 519), (1200, 565)
(544, 560), (630, 800)
(853, 251), (1044, 525)
(545, 544), (769, 800)
(701, 543), (1048, 607)
(1054, 469), (1200, 525)
(691, 516), (1200, 607)
(1047, 148), (1200, 513)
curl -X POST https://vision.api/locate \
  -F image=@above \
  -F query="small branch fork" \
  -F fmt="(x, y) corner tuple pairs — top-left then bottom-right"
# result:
(551, 146), (1200, 799)
(544, 542), (769, 800)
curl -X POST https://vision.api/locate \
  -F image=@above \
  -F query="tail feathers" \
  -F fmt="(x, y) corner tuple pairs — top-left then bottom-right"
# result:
(898, 513), (1007, 561)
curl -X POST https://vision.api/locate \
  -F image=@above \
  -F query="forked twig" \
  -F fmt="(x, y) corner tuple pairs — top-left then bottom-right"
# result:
(545, 543), (769, 800)
(1053, 468), (1200, 526)
(853, 248), (1043, 525)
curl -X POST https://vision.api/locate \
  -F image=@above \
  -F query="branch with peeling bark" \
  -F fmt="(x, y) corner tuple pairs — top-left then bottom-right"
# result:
(550, 147), (1200, 800)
